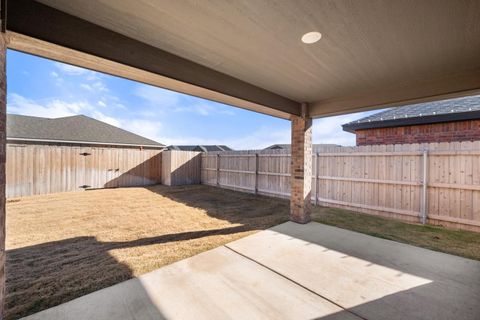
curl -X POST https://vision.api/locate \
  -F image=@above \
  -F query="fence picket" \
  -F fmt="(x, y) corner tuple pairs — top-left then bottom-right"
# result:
(201, 143), (480, 231)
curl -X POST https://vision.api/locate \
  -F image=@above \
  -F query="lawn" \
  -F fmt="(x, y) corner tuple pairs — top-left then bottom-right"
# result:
(6, 185), (288, 319)
(6, 185), (480, 319)
(312, 207), (480, 261)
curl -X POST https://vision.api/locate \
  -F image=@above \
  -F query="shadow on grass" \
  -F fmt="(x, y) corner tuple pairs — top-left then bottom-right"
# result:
(7, 183), (290, 319)
(7, 184), (480, 319)
(142, 184), (290, 226)
(6, 225), (260, 320)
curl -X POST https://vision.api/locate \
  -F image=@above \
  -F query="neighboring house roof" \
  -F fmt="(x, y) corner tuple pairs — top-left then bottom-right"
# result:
(7, 114), (165, 147)
(264, 144), (341, 151)
(167, 145), (233, 152)
(343, 94), (480, 133)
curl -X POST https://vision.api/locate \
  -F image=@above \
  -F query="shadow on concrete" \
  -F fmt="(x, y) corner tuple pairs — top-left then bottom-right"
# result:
(6, 225), (252, 320)
(309, 280), (480, 319)
(8, 217), (480, 319)
(7, 182), (289, 319)
(265, 222), (480, 320)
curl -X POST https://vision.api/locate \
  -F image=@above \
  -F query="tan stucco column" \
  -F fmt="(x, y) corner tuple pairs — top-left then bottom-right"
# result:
(290, 103), (312, 223)
(0, 32), (6, 318)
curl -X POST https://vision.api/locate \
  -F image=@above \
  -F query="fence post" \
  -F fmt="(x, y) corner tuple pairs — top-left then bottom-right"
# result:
(216, 153), (220, 187)
(254, 153), (259, 194)
(315, 153), (318, 206)
(420, 150), (428, 224)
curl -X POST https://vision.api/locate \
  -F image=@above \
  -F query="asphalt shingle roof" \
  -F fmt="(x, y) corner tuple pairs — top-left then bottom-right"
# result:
(264, 144), (340, 151)
(167, 145), (233, 152)
(343, 94), (480, 132)
(7, 114), (164, 147)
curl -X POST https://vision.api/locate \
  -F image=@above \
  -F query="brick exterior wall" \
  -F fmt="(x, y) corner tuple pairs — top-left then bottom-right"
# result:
(356, 119), (480, 146)
(290, 115), (312, 223)
(0, 33), (6, 318)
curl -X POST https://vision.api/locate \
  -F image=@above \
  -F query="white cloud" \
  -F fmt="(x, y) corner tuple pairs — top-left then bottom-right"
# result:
(80, 83), (93, 91)
(122, 119), (163, 141)
(91, 111), (122, 127)
(86, 72), (101, 82)
(8, 93), (164, 143)
(225, 127), (290, 150)
(156, 111), (376, 150)
(81, 81), (108, 93)
(174, 103), (235, 117)
(8, 93), (93, 118)
(154, 135), (220, 147)
(54, 62), (88, 76)
(87, 111), (164, 143)
(114, 103), (127, 110)
(97, 101), (107, 107)
(54, 62), (108, 93)
(135, 85), (180, 108)
(312, 115), (357, 146)
(92, 81), (108, 92)
(312, 110), (381, 146)
(219, 109), (235, 116)
(50, 71), (64, 86)
(135, 85), (235, 116)
(138, 110), (157, 117)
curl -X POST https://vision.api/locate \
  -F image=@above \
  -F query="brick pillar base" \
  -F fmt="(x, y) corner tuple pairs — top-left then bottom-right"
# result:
(0, 33), (6, 319)
(290, 107), (312, 224)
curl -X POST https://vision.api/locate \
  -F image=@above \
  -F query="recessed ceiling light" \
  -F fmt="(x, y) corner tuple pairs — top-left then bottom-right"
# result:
(301, 31), (322, 44)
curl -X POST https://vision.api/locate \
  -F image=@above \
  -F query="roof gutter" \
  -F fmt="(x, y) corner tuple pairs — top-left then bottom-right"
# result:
(7, 137), (165, 148)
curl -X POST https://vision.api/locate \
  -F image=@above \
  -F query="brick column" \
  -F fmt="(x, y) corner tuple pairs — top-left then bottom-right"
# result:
(290, 103), (312, 223)
(0, 32), (6, 319)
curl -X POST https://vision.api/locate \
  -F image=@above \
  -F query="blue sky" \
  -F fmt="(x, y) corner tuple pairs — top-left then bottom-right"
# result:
(7, 49), (377, 149)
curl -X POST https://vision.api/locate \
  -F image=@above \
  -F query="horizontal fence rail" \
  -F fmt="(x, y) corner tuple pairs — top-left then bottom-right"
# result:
(201, 142), (480, 231)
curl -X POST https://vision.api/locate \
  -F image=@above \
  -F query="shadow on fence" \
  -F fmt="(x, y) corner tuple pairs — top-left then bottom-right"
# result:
(103, 153), (162, 189)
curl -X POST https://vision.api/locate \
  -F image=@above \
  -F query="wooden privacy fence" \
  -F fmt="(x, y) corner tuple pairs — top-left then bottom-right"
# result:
(6, 144), (163, 197)
(201, 142), (480, 231)
(161, 150), (202, 186)
(201, 149), (291, 197)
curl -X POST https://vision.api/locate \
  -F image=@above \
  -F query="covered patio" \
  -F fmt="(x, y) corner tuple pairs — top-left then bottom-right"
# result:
(22, 222), (480, 320)
(1, 0), (480, 319)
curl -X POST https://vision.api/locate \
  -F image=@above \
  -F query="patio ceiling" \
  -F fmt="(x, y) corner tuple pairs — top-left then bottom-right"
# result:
(6, 0), (480, 119)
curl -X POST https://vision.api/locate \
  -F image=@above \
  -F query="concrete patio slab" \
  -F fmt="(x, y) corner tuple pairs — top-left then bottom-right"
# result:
(22, 246), (359, 320)
(227, 222), (480, 320)
(22, 222), (480, 320)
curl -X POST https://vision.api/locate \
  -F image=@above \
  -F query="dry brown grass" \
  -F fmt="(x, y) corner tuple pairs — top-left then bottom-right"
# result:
(7, 185), (480, 319)
(6, 185), (289, 319)
(312, 206), (480, 261)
